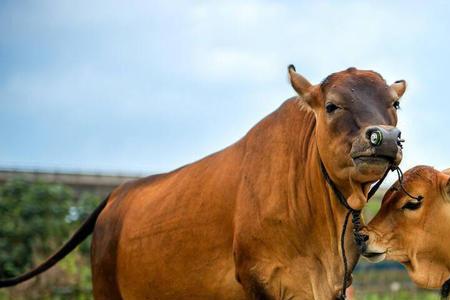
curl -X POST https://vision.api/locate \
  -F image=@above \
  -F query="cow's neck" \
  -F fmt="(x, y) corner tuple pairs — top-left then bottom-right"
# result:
(296, 136), (360, 294)
(267, 99), (360, 282)
(238, 99), (360, 297)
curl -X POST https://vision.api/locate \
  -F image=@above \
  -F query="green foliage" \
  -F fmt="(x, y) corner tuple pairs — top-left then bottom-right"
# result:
(0, 179), (73, 277)
(0, 178), (101, 299)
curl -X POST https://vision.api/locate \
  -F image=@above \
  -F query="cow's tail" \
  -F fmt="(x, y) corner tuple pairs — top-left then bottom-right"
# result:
(0, 195), (110, 288)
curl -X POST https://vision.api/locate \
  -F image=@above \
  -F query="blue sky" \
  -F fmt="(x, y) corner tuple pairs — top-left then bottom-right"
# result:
(1, 1), (449, 182)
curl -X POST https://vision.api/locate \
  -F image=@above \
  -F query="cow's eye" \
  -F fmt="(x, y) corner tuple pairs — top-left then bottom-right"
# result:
(393, 101), (400, 110)
(325, 103), (340, 113)
(401, 199), (422, 211)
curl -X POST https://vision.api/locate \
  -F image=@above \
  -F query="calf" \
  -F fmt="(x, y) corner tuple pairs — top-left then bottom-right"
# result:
(362, 166), (450, 290)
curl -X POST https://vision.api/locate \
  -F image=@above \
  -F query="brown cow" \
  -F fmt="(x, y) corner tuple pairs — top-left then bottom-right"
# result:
(362, 166), (450, 291)
(0, 66), (407, 299)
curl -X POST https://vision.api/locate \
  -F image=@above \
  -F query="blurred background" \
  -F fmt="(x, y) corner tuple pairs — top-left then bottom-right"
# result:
(1, 0), (449, 299)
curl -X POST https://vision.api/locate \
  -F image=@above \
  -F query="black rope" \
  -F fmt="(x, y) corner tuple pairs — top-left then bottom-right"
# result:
(351, 210), (368, 254)
(320, 162), (355, 299)
(367, 166), (392, 200)
(393, 166), (424, 201)
(320, 162), (352, 210)
(320, 162), (391, 207)
(441, 278), (450, 299)
(321, 160), (426, 299)
(337, 210), (353, 300)
(320, 161), (391, 300)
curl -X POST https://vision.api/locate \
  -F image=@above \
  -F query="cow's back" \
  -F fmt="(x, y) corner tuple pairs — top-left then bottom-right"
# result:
(91, 144), (247, 299)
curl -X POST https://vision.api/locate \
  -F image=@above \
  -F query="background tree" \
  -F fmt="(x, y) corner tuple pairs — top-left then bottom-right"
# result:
(0, 178), (100, 299)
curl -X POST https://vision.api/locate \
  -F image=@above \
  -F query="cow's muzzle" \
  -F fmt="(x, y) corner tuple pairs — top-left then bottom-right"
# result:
(351, 126), (403, 167)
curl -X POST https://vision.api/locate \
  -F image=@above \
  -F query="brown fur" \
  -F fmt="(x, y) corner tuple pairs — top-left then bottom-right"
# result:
(0, 67), (406, 300)
(362, 166), (450, 290)
(92, 67), (405, 300)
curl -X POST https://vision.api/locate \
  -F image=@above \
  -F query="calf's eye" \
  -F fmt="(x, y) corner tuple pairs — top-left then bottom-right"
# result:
(325, 103), (339, 113)
(401, 198), (423, 211)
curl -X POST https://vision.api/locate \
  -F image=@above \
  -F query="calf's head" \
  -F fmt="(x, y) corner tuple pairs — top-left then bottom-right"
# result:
(361, 166), (450, 289)
(289, 66), (406, 209)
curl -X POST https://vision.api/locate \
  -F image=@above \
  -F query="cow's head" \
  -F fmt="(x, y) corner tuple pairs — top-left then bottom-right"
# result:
(361, 166), (450, 289)
(288, 66), (406, 210)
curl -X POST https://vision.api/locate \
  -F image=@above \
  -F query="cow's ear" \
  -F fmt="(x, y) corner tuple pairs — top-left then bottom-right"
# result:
(390, 80), (407, 99)
(442, 168), (450, 176)
(288, 65), (312, 97)
(441, 168), (450, 197)
(443, 171), (450, 201)
(445, 178), (450, 202)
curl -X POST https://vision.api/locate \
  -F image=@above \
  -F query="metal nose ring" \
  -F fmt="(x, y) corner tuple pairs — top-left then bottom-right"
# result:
(369, 129), (383, 146)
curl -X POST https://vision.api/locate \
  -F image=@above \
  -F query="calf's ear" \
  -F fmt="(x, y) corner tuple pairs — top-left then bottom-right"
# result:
(288, 65), (314, 107)
(390, 80), (407, 98)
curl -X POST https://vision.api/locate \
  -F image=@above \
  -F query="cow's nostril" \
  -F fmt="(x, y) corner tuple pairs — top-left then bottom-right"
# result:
(397, 132), (405, 148)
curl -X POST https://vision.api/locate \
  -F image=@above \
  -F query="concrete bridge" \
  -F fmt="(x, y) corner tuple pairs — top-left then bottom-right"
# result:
(0, 168), (143, 197)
